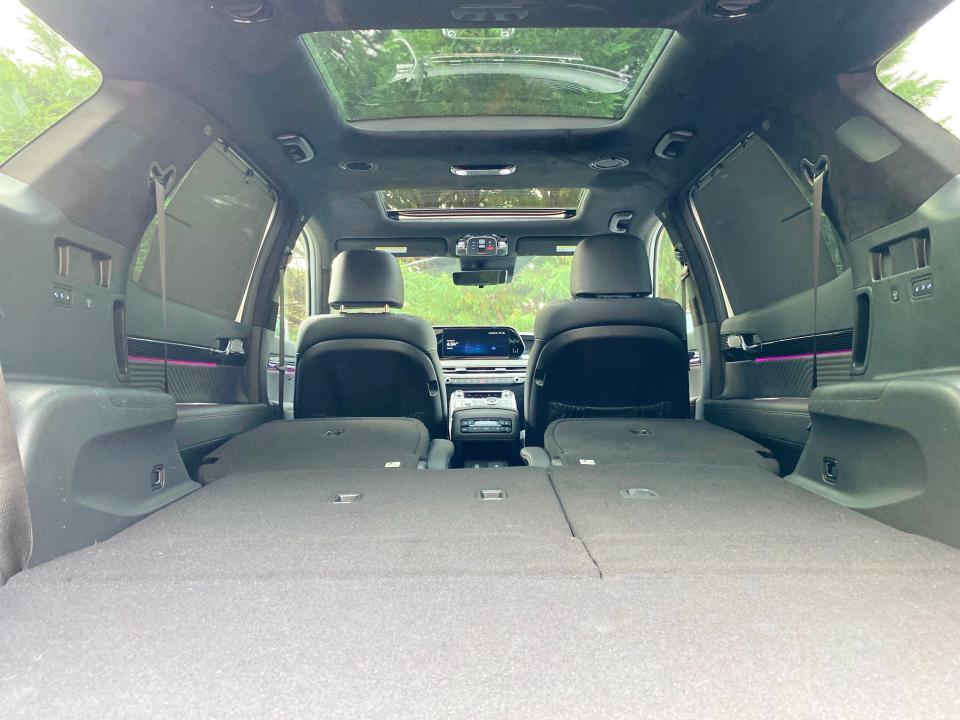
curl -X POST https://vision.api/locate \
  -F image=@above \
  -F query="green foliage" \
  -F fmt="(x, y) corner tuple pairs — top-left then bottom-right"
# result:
(399, 256), (572, 331)
(0, 13), (101, 164)
(878, 34), (951, 127)
(305, 27), (670, 120)
(282, 236), (310, 341)
(381, 187), (584, 210)
(654, 232), (684, 307)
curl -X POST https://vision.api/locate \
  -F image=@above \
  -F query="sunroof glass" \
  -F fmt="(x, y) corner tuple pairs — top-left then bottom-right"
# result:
(304, 27), (673, 121)
(379, 188), (586, 211)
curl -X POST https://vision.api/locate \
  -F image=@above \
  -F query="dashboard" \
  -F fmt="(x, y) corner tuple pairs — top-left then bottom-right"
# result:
(436, 327), (525, 359)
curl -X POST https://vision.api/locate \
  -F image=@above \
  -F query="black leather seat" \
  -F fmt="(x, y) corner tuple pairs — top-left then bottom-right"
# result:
(294, 249), (446, 437)
(524, 233), (689, 446)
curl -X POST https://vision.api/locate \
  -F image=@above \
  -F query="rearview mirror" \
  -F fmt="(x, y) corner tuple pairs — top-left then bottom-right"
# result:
(452, 270), (511, 287)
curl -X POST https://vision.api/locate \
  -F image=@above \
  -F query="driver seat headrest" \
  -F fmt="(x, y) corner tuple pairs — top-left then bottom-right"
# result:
(328, 249), (404, 309)
(570, 233), (653, 298)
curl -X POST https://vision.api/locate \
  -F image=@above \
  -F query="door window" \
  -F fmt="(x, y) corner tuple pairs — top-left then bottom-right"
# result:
(690, 136), (845, 315)
(130, 141), (277, 322)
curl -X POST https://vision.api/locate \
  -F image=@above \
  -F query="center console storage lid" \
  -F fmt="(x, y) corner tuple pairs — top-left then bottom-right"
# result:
(543, 418), (778, 472)
(198, 417), (432, 481)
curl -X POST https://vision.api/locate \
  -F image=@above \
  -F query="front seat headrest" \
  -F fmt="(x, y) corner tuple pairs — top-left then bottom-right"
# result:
(570, 233), (653, 298)
(328, 249), (404, 309)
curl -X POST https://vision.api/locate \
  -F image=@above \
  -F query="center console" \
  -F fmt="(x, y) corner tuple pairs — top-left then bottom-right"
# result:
(449, 389), (521, 467)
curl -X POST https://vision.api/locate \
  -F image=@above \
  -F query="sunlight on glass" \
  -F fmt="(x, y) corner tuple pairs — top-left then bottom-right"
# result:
(0, 1), (102, 163)
(877, 0), (960, 138)
(304, 27), (672, 121)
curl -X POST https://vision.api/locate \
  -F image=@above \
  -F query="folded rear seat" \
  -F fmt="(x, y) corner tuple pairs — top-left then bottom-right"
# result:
(198, 417), (452, 482)
(542, 418), (778, 473)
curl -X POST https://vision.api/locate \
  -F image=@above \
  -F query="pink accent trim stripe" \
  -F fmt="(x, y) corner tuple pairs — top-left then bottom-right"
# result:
(754, 350), (852, 364)
(128, 355), (218, 368)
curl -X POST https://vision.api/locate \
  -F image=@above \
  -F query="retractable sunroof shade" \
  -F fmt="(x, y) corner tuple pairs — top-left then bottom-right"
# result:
(304, 27), (673, 122)
(379, 188), (587, 221)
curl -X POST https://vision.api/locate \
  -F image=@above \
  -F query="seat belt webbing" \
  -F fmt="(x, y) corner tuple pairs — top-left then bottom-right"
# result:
(150, 164), (175, 395)
(0, 360), (32, 583)
(805, 156), (829, 391)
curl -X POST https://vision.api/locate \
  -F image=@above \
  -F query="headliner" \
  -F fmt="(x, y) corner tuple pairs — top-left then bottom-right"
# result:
(24, 0), (953, 255)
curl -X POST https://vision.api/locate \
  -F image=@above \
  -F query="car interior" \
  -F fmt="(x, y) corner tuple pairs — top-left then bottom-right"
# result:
(2, 0), (960, 716)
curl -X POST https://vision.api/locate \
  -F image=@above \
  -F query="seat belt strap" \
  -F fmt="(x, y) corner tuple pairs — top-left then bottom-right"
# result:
(150, 164), (175, 395)
(276, 249), (292, 415)
(0, 360), (32, 583)
(803, 156), (829, 391)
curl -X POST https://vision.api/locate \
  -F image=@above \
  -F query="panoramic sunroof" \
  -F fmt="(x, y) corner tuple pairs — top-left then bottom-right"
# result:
(304, 27), (673, 121)
(379, 188), (587, 221)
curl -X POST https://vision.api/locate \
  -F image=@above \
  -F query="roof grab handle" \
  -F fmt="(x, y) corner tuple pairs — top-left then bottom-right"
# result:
(654, 129), (696, 160)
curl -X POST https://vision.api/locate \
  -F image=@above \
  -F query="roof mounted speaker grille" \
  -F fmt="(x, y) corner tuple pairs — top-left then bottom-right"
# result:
(705, 0), (771, 19)
(209, 1), (275, 24)
(339, 160), (378, 173)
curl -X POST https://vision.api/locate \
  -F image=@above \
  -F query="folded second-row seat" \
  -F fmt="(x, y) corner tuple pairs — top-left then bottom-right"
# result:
(201, 249), (454, 481)
(520, 234), (776, 473)
(542, 418), (779, 473)
(198, 417), (451, 481)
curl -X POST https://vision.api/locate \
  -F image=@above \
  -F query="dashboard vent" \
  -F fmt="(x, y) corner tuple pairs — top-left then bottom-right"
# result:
(444, 366), (514, 374)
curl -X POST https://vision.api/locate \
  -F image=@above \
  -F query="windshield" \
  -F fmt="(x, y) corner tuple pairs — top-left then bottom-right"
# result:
(303, 27), (673, 121)
(398, 256), (572, 332)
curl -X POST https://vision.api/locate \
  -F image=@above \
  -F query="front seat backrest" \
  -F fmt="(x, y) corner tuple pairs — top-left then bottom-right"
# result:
(294, 249), (446, 437)
(524, 233), (689, 445)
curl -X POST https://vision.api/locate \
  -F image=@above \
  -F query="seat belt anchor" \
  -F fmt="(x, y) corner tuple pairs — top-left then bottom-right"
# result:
(148, 163), (176, 193)
(801, 155), (829, 187)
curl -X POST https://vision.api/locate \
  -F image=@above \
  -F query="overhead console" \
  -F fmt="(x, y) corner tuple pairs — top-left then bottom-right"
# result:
(455, 233), (509, 257)
(438, 327), (524, 360)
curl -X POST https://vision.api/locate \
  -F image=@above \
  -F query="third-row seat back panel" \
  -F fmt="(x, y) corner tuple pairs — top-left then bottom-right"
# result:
(23, 469), (597, 580)
(544, 418), (778, 473)
(550, 465), (960, 577)
(198, 418), (431, 481)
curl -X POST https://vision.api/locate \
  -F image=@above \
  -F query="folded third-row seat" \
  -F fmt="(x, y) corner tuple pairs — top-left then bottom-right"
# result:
(542, 418), (779, 473)
(198, 417), (453, 482)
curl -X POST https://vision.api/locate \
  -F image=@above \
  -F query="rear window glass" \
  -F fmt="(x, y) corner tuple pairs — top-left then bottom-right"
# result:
(380, 188), (586, 211)
(691, 137), (845, 315)
(398, 256), (572, 332)
(0, 4), (102, 164)
(877, 1), (960, 139)
(131, 142), (277, 321)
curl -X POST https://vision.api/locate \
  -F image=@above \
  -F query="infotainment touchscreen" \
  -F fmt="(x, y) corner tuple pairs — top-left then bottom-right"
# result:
(442, 328), (511, 358)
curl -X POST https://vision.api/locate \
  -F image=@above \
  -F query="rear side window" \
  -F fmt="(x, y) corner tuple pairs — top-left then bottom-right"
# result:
(877, 0), (960, 139)
(131, 141), (277, 321)
(0, 5), (102, 164)
(279, 233), (313, 342)
(691, 136), (845, 315)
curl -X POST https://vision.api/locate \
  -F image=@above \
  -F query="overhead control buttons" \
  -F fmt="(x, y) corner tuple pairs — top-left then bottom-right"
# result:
(456, 234), (509, 257)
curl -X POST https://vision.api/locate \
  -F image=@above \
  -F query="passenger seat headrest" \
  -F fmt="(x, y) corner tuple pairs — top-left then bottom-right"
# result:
(328, 249), (404, 309)
(571, 233), (653, 298)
